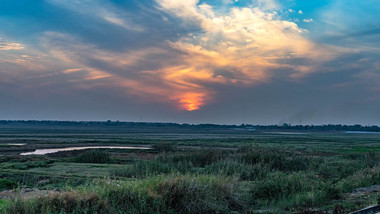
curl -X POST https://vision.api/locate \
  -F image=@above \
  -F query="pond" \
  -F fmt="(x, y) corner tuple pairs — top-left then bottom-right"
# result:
(20, 146), (151, 155)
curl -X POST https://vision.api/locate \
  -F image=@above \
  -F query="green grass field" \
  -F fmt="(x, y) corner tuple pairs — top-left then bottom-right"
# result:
(0, 126), (379, 213)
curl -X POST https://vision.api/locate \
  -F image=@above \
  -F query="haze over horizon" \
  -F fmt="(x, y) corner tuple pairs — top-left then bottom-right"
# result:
(1, 0), (380, 125)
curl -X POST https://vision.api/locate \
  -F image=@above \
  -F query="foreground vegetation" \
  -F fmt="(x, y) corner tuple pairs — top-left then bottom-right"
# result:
(0, 128), (379, 213)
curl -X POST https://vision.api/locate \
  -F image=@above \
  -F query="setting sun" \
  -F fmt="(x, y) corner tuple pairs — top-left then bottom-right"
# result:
(178, 93), (205, 111)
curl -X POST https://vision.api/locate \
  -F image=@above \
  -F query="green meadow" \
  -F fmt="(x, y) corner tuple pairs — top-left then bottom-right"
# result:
(0, 125), (379, 213)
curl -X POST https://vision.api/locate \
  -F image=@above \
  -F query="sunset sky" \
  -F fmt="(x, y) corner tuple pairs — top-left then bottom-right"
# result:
(1, 0), (380, 124)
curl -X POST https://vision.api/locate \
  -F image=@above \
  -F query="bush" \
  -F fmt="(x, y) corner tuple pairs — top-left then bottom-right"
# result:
(152, 142), (176, 152)
(0, 179), (17, 191)
(325, 185), (342, 200)
(75, 150), (111, 164)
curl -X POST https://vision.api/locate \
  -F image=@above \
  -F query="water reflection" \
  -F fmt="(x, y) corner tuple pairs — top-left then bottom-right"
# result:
(20, 146), (151, 155)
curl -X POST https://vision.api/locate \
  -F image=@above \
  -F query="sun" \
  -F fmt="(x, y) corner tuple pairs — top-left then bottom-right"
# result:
(177, 93), (205, 111)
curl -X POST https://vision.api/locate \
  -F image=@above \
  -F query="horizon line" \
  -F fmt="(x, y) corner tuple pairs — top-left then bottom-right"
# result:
(0, 119), (379, 127)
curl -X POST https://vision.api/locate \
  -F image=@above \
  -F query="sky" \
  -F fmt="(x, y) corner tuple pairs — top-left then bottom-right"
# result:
(0, 0), (380, 125)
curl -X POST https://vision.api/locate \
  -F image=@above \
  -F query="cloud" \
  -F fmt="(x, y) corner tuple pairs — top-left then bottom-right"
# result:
(46, 0), (143, 31)
(0, 38), (25, 50)
(40, 32), (199, 108)
(33, 0), (341, 112)
(298, 10), (303, 14)
(257, 0), (280, 10)
(39, 30), (214, 111)
(62, 68), (84, 74)
(0, 39), (53, 72)
(155, 0), (339, 107)
(303, 18), (313, 23)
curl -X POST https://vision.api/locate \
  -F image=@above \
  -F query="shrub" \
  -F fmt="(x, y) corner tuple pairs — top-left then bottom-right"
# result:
(0, 179), (17, 191)
(75, 150), (111, 164)
(152, 142), (176, 152)
(325, 185), (342, 200)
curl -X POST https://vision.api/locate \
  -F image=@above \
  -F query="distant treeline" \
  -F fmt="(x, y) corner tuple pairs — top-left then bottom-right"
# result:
(254, 124), (380, 132)
(0, 120), (238, 129)
(0, 120), (379, 132)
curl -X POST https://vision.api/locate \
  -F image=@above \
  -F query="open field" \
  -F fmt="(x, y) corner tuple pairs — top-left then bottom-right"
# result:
(0, 123), (379, 213)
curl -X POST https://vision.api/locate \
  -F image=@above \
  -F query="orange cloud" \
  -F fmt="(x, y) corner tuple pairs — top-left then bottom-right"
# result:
(0, 39), (25, 50)
(62, 68), (83, 74)
(151, 0), (344, 109)
(38, 2), (344, 111)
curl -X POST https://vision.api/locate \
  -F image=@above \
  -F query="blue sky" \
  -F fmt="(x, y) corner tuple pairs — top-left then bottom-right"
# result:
(0, 0), (380, 125)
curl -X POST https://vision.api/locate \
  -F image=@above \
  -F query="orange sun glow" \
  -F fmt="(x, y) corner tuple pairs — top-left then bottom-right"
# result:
(177, 93), (205, 111)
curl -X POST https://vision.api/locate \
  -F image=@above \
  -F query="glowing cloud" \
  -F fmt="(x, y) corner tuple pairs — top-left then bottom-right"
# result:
(33, 1), (340, 111)
(153, 0), (338, 109)
(0, 39), (25, 50)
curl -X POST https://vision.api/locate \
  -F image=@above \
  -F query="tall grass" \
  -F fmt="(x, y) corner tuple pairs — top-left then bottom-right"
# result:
(1, 146), (379, 213)
(1, 175), (243, 214)
(1, 192), (107, 214)
(110, 149), (226, 178)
